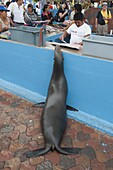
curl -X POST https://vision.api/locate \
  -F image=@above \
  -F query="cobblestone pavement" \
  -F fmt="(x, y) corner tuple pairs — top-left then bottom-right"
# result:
(0, 89), (113, 170)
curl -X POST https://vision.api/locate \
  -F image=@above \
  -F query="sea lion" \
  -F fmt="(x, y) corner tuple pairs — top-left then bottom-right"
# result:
(24, 45), (81, 158)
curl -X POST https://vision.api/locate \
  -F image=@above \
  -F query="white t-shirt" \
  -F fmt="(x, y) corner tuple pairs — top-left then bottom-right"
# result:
(67, 22), (91, 44)
(7, 2), (25, 23)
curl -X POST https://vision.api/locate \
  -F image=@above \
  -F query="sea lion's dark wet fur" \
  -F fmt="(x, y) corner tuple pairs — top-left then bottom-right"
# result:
(24, 46), (81, 158)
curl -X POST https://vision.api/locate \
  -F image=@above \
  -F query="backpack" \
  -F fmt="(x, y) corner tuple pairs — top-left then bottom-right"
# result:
(97, 11), (105, 25)
(97, 9), (110, 25)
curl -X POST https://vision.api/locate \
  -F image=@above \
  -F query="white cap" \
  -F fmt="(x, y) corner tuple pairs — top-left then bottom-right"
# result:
(102, 2), (107, 6)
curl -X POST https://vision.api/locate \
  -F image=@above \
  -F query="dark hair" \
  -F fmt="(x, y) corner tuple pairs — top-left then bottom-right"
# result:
(73, 13), (84, 21)
(28, 4), (33, 9)
(6, 1), (11, 7)
(61, 1), (68, 9)
(74, 4), (82, 13)
(43, 4), (49, 12)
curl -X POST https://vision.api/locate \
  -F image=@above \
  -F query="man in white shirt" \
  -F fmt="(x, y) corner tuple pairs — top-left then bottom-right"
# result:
(58, 13), (91, 45)
(7, 0), (25, 26)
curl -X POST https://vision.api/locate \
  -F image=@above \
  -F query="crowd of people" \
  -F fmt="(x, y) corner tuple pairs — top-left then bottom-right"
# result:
(0, 0), (112, 42)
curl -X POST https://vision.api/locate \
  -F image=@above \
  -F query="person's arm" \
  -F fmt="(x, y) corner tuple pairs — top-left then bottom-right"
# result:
(59, 31), (69, 41)
(59, 10), (68, 19)
(95, 17), (98, 28)
(0, 22), (9, 32)
(0, 22), (2, 32)
(7, 3), (15, 26)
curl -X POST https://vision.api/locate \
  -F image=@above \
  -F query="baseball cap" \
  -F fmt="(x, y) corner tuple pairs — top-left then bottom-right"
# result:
(102, 2), (107, 6)
(0, 5), (10, 11)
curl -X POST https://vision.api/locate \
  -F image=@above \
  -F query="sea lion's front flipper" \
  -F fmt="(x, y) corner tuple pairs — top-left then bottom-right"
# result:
(66, 105), (78, 112)
(32, 102), (45, 108)
(24, 147), (50, 158)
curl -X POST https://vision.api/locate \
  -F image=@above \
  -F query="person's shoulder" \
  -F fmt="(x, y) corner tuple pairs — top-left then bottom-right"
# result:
(58, 7), (62, 12)
(8, 1), (16, 9)
(10, 2), (16, 6)
(82, 23), (91, 31)
(83, 23), (90, 27)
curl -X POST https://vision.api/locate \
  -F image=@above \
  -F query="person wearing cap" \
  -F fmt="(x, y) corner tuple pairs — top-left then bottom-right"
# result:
(95, 2), (112, 35)
(0, 5), (10, 33)
(7, 0), (25, 27)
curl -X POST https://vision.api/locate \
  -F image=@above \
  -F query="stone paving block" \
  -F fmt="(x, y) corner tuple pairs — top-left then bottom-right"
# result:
(36, 161), (53, 170)
(91, 131), (103, 140)
(91, 158), (107, 170)
(18, 133), (31, 145)
(24, 140), (38, 151)
(0, 125), (14, 133)
(81, 146), (96, 160)
(4, 157), (21, 169)
(45, 151), (60, 165)
(76, 155), (91, 169)
(0, 161), (5, 169)
(106, 158), (113, 169)
(96, 149), (110, 163)
(0, 138), (11, 150)
(61, 135), (72, 147)
(8, 130), (20, 141)
(9, 141), (24, 152)
(26, 126), (38, 136)
(72, 140), (86, 148)
(0, 150), (14, 161)
(81, 124), (94, 134)
(86, 139), (100, 150)
(20, 161), (36, 170)
(14, 148), (29, 162)
(29, 156), (44, 165)
(67, 129), (78, 139)
(60, 155), (76, 170)
(15, 124), (27, 133)
(77, 131), (90, 142)
(32, 134), (44, 145)
(70, 165), (85, 170)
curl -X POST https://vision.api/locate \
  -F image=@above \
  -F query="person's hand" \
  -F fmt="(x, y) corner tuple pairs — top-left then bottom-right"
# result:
(59, 35), (64, 41)
(65, 9), (68, 14)
(3, 26), (9, 31)
(95, 24), (98, 28)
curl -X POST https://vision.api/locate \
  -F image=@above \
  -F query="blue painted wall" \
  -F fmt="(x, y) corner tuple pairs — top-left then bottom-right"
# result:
(0, 40), (113, 127)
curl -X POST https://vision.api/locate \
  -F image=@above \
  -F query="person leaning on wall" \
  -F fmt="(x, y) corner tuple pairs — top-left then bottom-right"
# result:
(55, 13), (91, 45)
(41, 4), (54, 25)
(0, 5), (11, 39)
(24, 4), (38, 26)
(95, 2), (112, 35)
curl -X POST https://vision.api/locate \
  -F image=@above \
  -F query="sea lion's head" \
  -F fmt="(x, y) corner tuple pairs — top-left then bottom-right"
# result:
(54, 45), (64, 63)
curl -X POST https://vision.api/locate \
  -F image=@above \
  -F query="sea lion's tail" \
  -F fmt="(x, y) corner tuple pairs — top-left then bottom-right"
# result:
(55, 145), (81, 155)
(24, 147), (51, 158)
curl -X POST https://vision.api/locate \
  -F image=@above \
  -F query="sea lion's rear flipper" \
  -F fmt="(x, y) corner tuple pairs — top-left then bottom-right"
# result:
(66, 105), (78, 112)
(24, 147), (50, 158)
(56, 145), (81, 155)
(32, 102), (45, 108)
